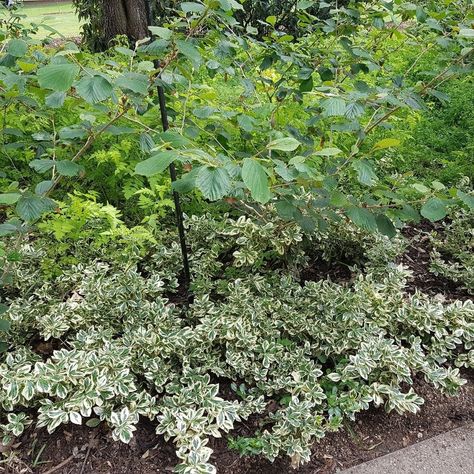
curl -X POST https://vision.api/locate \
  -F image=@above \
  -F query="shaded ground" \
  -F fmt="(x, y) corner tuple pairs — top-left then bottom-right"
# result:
(399, 222), (471, 301)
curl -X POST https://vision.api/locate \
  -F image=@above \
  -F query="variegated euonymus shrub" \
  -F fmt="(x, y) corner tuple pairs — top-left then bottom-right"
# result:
(430, 210), (474, 296)
(1, 214), (473, 473)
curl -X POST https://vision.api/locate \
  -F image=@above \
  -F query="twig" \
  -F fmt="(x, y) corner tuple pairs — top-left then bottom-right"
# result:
(79, 445), (91, 474)
(42, 455), (75, 474)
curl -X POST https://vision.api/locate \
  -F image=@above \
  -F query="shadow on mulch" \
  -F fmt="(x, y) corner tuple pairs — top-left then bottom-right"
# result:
(398, 222), (471, 301)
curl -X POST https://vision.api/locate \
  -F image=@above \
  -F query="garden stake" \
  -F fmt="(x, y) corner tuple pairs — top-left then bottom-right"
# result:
(157, 84), (191, 290)
(147, 1), (191, 292)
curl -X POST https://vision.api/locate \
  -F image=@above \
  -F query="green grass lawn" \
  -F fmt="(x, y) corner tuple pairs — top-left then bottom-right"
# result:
(22, 1), (82, 38)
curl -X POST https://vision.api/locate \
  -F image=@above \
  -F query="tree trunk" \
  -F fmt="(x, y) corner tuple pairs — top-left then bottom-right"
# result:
(124, 0), (150, 41)
(102, 0), (149, 47)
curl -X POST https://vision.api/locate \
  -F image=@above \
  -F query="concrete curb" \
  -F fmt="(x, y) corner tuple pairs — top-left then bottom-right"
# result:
(341, 423), (474, 474)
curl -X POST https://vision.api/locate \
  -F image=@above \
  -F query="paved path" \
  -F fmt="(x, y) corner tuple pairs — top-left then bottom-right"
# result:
(341, 423), (474, 474)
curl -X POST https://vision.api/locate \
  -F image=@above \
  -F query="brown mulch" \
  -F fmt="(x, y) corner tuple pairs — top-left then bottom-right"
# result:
(398, 222), (471, 301)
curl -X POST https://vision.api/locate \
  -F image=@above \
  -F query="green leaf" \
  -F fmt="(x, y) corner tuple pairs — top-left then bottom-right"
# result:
(0, 224), (18, 237)
(241, 158), (271, 204)
(116, 73), (149, 95)
(193, 106), (217, 118)
(237, 114), (255, 132)
(45, 91), (66, 108)
(412, 183), (430, 194)
(30, 159), (55, 173)
(267, 137), (301, 152)
(266, 15), (277, 26)
(373, 138), (401, 150)
(314, 147), (342, 157)
(56, 160), (82, 177)
(8, 39), (28, 58)
(156, 130), (192, 148)
(0, 319), (11, 332)
(135, 151), (177, 177)
(35, 180), (54, 195)
(37, 63), (79, 92)
(76, 75), (113, 104)
(149, 26), (173, 40)
(176, 40), (201, 65)
(420, 198), (447, 222)
(322, 97), (346, 116)
(457, 190), (474, 210)
(352, 160), (378, 186)
(196, 166), (231, 201)
(16, 195), (55, 221)
(459, 28), (474, 38)
(0, 193), (21, 205)
(376, 215), (396, 238)
(346, 207), (377, 231)
(0, 304), (8, 316)
(181, 2), (206, 13)
(85, 418), (101, 428)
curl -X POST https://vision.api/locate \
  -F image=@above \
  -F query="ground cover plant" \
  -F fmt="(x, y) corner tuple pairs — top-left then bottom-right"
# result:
(0, 1), (474, 473)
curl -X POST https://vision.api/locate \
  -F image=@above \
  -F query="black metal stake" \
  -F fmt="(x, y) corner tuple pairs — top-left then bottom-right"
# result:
(157, 85), (191, 288)
(146, 1), (191, 290)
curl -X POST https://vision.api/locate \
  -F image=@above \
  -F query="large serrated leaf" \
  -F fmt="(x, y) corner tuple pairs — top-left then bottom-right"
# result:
(196, 167), (231, 201)
(116, 73), (149, 95)
(421, 198), (447, 222)
(352, 160), (378, 186)
(37, 63), (79, 92)
(267, 137), (301, 152)
(0, 193), (21, 205)
(16, 195), (55, 222)
(8, 39), (28, 58)
(76, 75), (113, 104)
(135, 151), (177, 177)
(241, 158), (271, 204)
(346, 207), (378, 231)
(457, 190), (474, 210)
